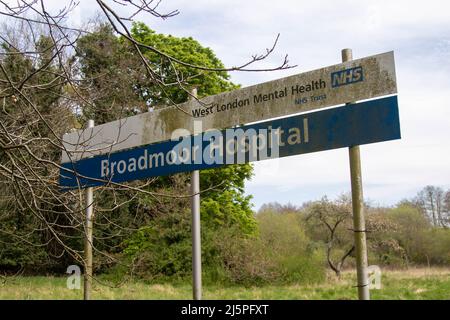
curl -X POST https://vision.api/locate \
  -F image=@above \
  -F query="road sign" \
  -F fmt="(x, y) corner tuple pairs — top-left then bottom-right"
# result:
(60, 96), (400, 189)
(61, 51), (397, 163)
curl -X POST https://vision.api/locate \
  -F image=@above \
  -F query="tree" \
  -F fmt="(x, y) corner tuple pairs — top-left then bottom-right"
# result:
(0, 24), (79, 271)
(76, 23), (257, 234)
(443, 190), (450, 227)
(416, 186), (448, 227)
(305, 196), (354, 277)
(258, 202), (300, 215)
(112, 25), (258, 277)
(75, 24), (145, 124)
(366, 207), (408, 266)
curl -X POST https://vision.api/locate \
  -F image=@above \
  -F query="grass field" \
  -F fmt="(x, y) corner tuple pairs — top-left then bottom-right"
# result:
(1, 268), (449, 300)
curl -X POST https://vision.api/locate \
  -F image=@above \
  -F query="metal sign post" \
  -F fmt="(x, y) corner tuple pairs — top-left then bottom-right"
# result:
(84, 119), (94, 300)
(342, 49), (370, 300)
(190, 89), (202, 300)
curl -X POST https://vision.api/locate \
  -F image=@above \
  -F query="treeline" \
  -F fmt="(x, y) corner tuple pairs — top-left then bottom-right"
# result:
(412, 185), (449, 228)
(110, 187), (450, 285)
(257, 185), (450, 273)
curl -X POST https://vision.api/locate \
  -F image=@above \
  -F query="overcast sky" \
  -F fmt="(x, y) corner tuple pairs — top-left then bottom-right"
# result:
(64, 1), (450, 209)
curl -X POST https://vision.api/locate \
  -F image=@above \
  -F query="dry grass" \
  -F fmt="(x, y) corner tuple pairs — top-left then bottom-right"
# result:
(0, 267), (449, 300)
(376, 267), (450, 279)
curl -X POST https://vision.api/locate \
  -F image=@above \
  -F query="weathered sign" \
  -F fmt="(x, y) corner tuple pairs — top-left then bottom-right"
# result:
(61, 52), (397, 163)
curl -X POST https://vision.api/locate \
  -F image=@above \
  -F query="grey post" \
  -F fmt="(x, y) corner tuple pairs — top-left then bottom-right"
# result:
(84, 119), (94, 300)
(190, 88), (202, 300)
(342, 49), (370, 300)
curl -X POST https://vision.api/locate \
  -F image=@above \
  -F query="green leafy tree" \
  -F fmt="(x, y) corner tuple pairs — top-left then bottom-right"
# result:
(130, 22), (237, 103)
(75, 23), (256, 277)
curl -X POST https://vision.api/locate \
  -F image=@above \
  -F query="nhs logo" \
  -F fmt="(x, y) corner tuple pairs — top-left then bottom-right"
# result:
(331, 66), (364, 88)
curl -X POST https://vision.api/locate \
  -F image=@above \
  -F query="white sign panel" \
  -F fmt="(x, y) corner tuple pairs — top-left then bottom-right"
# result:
(61, 51), (396, 163)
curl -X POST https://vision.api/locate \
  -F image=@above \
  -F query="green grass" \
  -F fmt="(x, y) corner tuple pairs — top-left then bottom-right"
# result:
(1, 268), (449, 300)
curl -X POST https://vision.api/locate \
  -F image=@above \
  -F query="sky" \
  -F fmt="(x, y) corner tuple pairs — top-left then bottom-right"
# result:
(46, 1), (450, 209)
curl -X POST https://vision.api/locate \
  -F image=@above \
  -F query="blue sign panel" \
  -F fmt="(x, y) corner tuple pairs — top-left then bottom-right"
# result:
(331, 66), (364, 88)
(60, 96), (400, 189)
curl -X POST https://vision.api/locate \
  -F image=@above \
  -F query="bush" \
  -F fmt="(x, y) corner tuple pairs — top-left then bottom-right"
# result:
(277, 250), (326, 284)
(212, 231), (279, 286)
(425, 228), (450, 265)
(122, 209), (193, 281)
(256, 211), (326, 284)
(119, 208), (327, 286)
(121, 209), (259, 284)
(366, 204), (450, 267)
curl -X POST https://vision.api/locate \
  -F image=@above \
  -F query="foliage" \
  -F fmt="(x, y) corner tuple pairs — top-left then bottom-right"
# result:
(0, 34), (77, 272)
(130, 22), (238, 104)
(415, 185), (449, 227)
(123, 209), (192, 280)
(211, 228), (279, 286)
(383, 204), (449, 266)
(303, 196), (354, 277)
(257, 211), (326, 284)
(75, 23), (258, 278)
(258, 195), (450, 276)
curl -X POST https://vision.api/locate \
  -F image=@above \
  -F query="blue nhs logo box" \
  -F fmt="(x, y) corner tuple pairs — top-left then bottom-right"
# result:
(331, 66), (364, 88)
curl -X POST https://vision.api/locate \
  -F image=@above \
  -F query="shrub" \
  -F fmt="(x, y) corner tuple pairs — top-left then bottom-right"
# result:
(122, 209), (193, 281)
(256, 211), (326, 284)
(212, 229), (279, 286)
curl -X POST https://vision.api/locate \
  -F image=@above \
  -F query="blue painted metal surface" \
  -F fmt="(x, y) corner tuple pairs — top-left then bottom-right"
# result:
(60, 96), (400, 189)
